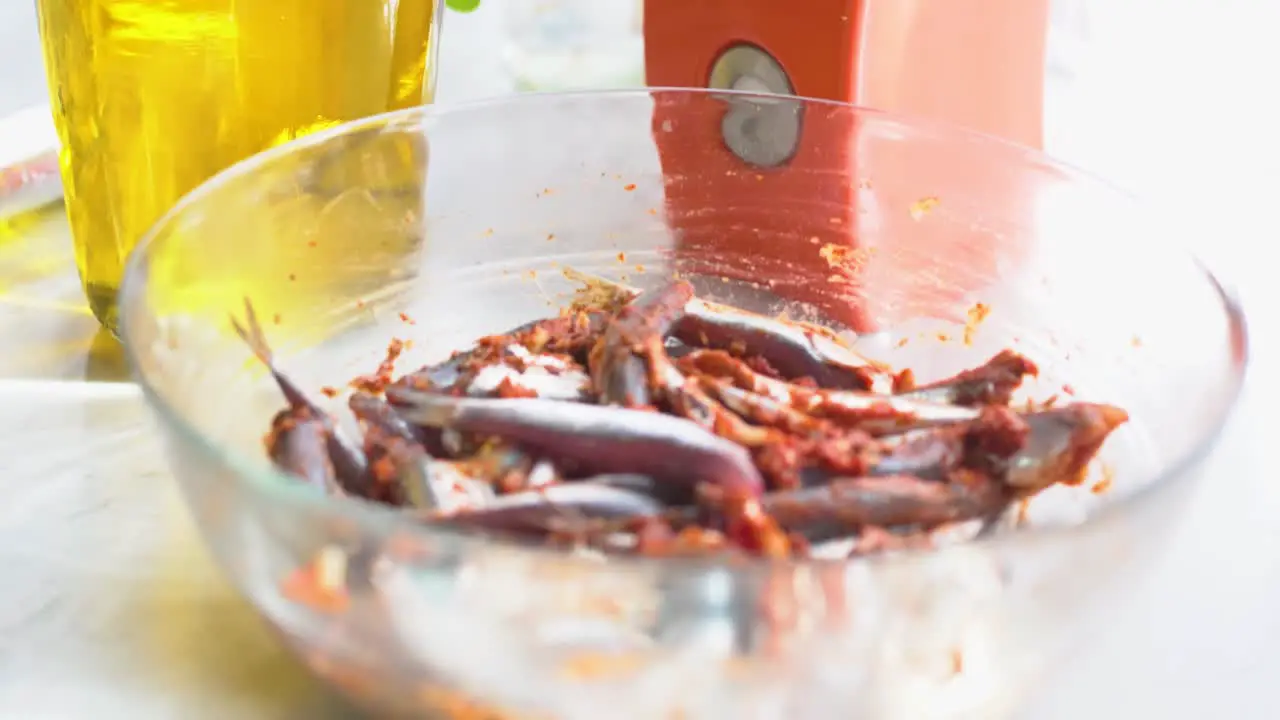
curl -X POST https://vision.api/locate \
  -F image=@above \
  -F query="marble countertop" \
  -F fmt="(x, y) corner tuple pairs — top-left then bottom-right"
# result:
(2, 2), (1279, 718)
(0, 211), (358, 719)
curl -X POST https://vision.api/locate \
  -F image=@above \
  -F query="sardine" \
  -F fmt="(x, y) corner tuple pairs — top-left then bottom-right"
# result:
(870, 403), (1129, 493)
(563, 268), (893, 392)
(386, 389), (765, 497)
(429, 483), (664, 539)
(899, 349), (1039, 407)
(267, 411), (342, 494)
(232, 299), (368, 487)
(760, 474), (1009, 543)
(686, 349), (977, 435)
(675, 300), (894, 392)
(590, 281), (695, 407)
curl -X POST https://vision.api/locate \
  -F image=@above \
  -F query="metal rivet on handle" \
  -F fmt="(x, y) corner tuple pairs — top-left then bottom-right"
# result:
(707, 44), (802, 168)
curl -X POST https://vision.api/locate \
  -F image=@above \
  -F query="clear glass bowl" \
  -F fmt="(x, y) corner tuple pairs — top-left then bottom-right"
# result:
(119, 89), (1248, 720)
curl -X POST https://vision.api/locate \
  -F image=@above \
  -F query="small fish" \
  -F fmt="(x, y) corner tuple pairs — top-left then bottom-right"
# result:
(401, 353), (469, 391)
(700, 378), (828, 437)
(759, 474), (1009, 543)
(380, 441), (445, 511)
(1003, 402), (1128, 492)
(590, 281), (695, 407)
(429, 483), (665, 538)
(232, 299), (368, 488)
(374, 437), (516, 513)
(563, 268), (893, 392)
(648, 473), (1006, 545)
(584, 473), (699, 507)
(350, 392), (432, 447)
(394, 312), (611, 392)
(805, 390), (978, 435)
(675, 300), (894, 392)
(685, 350), (976, 435)
(899, 349), (1039, 407)
(386, 390), (765, 497)
(267, 411), (342, 494)
(867, 429), (965, 481)
(870, 403), (1128, 493)
(650, 352), (774, 447)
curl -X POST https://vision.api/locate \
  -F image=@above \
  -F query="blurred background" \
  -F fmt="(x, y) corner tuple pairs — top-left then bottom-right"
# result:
(0, 6), (43, 117)
(7, 0), (1275, 290)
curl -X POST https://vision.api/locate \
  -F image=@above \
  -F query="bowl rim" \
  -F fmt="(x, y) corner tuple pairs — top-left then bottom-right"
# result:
(119, 86), (1251, 572)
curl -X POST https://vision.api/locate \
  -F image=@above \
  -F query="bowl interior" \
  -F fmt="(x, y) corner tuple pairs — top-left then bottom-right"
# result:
(118, 88), (1248, 719)
(123, 89), (1244, 539)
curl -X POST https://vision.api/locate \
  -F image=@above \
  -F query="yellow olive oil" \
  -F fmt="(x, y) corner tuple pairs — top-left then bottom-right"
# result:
(35, 0), (440, 331)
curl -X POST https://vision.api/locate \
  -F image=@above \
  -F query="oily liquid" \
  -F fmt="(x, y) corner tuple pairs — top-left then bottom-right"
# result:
(35, 0), (439, 332)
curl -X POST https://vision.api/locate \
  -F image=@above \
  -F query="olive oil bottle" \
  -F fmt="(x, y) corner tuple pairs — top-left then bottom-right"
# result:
(35, 0), (441, 332)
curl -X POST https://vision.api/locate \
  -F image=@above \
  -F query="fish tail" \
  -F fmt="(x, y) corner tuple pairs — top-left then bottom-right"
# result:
(389, 388), (462, 429)
(231, 298), (276, 368)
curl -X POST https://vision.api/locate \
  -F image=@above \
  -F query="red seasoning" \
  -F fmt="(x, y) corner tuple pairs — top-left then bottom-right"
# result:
(237, 276), (1127, 561)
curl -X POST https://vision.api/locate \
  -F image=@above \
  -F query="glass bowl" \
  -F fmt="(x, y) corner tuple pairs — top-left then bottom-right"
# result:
(119, 89), (1248, 720)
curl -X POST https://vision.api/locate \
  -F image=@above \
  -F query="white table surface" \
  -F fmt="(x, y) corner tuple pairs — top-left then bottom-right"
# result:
(1, 2), (1278, 718)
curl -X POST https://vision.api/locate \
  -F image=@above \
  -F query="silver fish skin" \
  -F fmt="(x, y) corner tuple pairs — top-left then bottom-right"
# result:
(387, 390), (765, 497)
